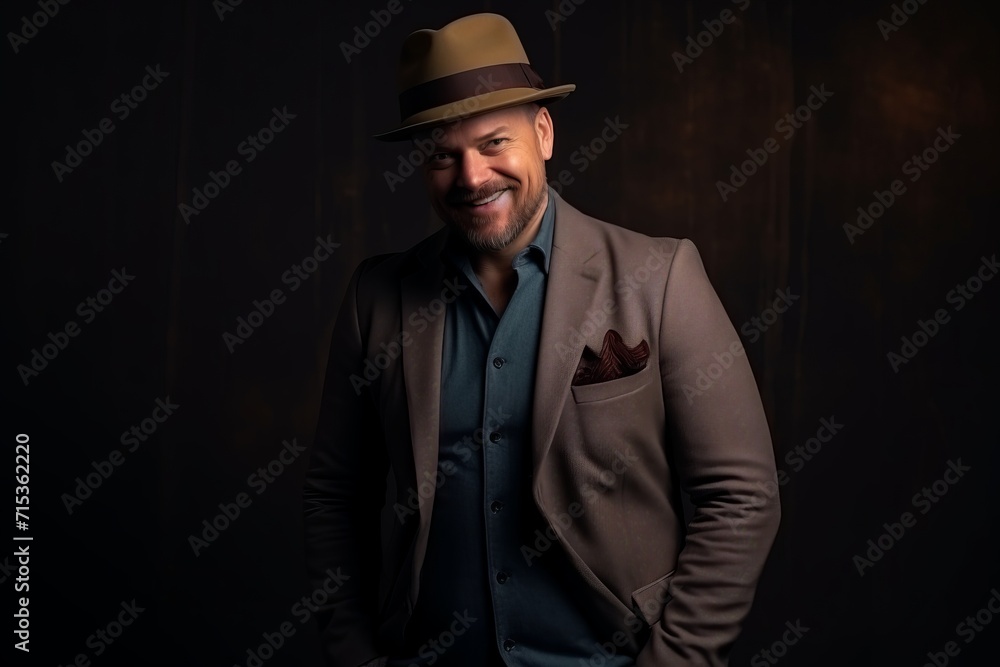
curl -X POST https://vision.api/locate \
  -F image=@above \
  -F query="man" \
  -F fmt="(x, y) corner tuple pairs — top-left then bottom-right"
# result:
(303, 12), (780, 667)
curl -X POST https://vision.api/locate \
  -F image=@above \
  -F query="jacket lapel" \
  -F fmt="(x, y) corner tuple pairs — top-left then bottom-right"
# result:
(532, 192), (607, 475)
(399, 227), (449, 585)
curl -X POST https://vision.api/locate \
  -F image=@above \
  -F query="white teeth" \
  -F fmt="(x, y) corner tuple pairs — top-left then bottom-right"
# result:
(471, 191), (503, 206)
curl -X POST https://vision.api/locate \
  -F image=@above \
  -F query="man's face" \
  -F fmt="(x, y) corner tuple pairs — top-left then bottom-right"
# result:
(417, 104), (554, 253)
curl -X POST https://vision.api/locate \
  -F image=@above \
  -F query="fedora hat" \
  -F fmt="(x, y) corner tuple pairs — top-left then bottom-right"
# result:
(374, 13), (575, 141)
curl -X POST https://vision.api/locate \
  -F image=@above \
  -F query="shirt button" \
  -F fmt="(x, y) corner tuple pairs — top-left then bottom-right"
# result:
(496, 571), (509, 584)
(503, 639), (516, 652)
(492, 356), (505, 369)
(489, 431), (501, 443)
(490, 500), (503, 513)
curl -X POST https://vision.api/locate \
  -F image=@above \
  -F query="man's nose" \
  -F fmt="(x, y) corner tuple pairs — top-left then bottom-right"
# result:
(455, 151), (491, 192)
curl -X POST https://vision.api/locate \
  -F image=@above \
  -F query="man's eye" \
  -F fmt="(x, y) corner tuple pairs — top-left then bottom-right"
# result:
(490, 138), (506, 146)
(430, 153), (450, 162)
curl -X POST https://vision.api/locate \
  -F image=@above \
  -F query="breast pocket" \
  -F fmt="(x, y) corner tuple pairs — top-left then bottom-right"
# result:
(563, 362), (662, 488)
(570, 362), (654, 404)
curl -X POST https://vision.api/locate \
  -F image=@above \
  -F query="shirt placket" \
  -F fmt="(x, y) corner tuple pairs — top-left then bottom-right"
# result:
(482, 253), (538, 663)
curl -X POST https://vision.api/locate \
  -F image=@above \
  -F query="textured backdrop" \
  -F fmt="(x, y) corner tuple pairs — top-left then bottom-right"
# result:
(5, 0), (999, 665)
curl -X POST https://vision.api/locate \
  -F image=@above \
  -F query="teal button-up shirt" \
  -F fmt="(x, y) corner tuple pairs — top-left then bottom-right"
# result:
(388, 189), (635, 666)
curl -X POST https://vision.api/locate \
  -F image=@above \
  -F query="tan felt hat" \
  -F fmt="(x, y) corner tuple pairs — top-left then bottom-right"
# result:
(374, 13), (575, 141)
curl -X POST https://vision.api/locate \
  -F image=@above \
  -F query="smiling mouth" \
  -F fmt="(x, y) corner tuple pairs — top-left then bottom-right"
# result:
(454, 189), (507, 208)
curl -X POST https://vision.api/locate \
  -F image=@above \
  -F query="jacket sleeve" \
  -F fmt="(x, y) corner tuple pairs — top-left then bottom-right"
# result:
(302, 258), (390, 667)
(637, 238), (781, 666)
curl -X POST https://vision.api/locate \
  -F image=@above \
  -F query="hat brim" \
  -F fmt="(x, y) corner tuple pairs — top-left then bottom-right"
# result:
(373, 84), (575, 142)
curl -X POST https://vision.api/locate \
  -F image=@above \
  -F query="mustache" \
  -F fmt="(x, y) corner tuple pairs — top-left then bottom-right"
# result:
(446, 182), (516, 205)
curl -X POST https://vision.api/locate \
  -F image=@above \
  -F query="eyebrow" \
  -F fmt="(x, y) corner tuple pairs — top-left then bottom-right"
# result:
(426, 125), (514, 151)
(473, 126), (512, 143)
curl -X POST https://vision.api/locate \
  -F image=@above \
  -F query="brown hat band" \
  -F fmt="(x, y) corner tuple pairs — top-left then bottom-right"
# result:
(399, 62), (545, 120)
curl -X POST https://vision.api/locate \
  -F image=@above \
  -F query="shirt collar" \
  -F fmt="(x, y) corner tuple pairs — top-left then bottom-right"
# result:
(529, 186), (556, 275)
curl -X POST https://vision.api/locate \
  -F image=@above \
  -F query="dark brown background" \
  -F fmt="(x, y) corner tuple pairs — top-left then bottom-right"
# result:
(5, 0), (999, 665)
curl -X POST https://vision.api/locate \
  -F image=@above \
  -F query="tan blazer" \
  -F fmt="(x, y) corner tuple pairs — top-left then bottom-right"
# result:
(303, 191), (781, 667)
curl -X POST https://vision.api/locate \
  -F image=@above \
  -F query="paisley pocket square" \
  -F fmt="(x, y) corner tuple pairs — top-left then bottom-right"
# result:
(572, 329), (649, 386)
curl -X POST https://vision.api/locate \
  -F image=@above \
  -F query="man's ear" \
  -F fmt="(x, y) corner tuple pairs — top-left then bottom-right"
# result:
(534, 106), (554, 161)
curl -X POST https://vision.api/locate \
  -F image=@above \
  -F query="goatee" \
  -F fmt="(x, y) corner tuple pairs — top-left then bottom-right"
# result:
(444, 183), (546, 253)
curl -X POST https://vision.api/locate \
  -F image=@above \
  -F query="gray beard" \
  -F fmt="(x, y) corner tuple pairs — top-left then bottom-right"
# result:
(454, 185), (546, 253)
